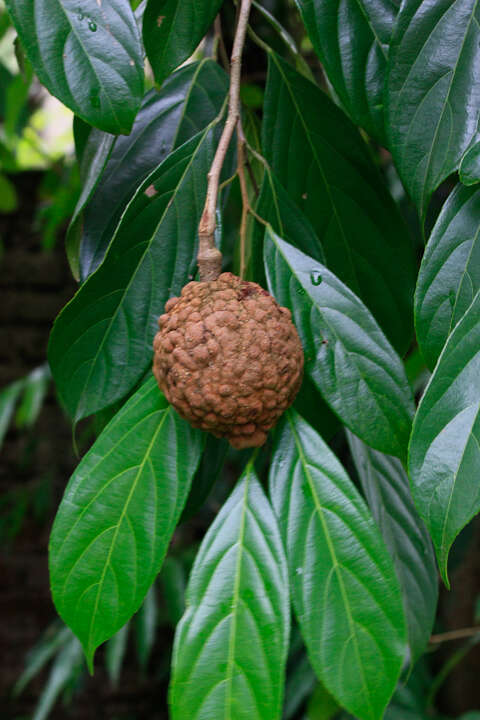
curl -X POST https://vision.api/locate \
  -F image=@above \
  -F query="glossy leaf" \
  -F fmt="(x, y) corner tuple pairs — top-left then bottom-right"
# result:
(170, 464), (289, 720)
(66, 127), (116, 279)
(460, 141), (480, 186)
(49, 378), (204, 667)
(415, 183), (480, 370)
(347, 432), (438, 665)
(409, 290), (480, 586)
(295, 0), (399, 141)
(75, 60), (228, 280)
(48, 126), (218, 422)
(263, 51), (415, 354)
(386, 0), (480, 216)
(5, 0), (144, 134)
(270, 411), (406, 720)
(264, 228), (414, 460)
(143, 0), (223, 85)
(250, 168), (324, 287)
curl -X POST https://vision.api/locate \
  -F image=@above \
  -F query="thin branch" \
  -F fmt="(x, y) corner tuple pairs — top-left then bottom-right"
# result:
(197, 0), (253, 281)
(429, 626), (480, 644)
(237, 125), (249, 279)
(213, 15), (230, 71)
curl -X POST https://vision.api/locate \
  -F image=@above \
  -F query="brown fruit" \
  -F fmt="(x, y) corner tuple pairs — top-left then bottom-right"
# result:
(153, 272), (304, 449)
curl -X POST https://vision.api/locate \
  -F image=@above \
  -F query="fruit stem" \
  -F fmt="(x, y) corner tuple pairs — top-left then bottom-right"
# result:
(197, 0), (253, 281)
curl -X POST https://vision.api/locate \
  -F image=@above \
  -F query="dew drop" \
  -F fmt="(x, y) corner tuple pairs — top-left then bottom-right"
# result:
(296, 286), (306, 296)
(77, 9), (85, 20)
(310, 270), (323, 286)
(88, 20), (97, 31)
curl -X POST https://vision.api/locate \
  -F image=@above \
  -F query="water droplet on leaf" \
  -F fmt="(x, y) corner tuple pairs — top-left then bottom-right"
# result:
(310, 270), (322, 286)
(88, 20), (97, 31)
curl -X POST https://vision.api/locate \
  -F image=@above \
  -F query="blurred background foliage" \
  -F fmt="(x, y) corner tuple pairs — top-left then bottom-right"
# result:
(1, 0), (480, 718)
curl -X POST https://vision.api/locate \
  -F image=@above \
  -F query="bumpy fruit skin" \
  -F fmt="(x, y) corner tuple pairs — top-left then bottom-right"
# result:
(153, 272), (304, 449)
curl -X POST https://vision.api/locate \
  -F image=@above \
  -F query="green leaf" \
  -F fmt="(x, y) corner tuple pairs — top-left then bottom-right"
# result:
(75, 60), (228, 280)
(415, 183), (480, 370)
(386, 0), (480, 216)
(105, 623), (129, 686)
(31, 634), (83, 720)
(48, 125), (218, 422)
(15, 364), (50, 429)
(409, 290), (480, 586)
(347, 432), (438, 665)
(135, 583), (157, 669)
(295, 0), (399, 141)
(270, 411), (407, 720)
(169, 464), (290, 720)
(5, 0), (144, 134)
(459, 141), (480, 186)
(181, 435), (229, 522)
(49, 378), (204, 668)
(0, 378), (23, 449)
(264, 228), (414, 460)
(0, 172), (18, 212)
(263, 51), (415, 355)
(66, 125), (116, 280)
(250, 168), (324, 287)
(143, 0), (223, 85)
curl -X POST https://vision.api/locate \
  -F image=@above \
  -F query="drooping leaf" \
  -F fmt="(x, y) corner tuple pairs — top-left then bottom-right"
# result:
(66, 126), (116, 279)
(105, 623), (129, 687)
(264, 228), (414, 460)
(48, 126), (218, 422)
(5, 0), (144, 134)
(263, 51), (415, 354)
(73, 60), (228, 280)
(49, 378), (204, 668)
(295, 0), (399, 142)
(15, 365), (50, 429)
(409, 290), (480, 586)
(135, 583), (157, 669)
(0, 379), (23, 449)
(270, 411), (406, 720)
(386, 0), (480, 216)
(347, 432), (438, 665)
(143, 0), (224, 85)
(169, 464), (290, 720)
(250, 168), (324, 287)
(180, 435), (229, 522)
(415, 183), (480, 370)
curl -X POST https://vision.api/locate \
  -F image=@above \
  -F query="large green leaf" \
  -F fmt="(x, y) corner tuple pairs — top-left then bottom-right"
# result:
(295, 0), (399, 142)
(48, 126), (218, 422)
(347, 432), (438, 665)
(143, 0), (224, 85)
(74, 60), (228, 280)
(5, 0), (144, 134)
(270, 411), (406, 720)
(170, 463), (289, 720)
(250, 168), (324, 287)
(386, 0), (480, 216)
(264, 228), (414, 460)
(415, 183), (480, 370)
(66, 126), (116, 279)
(49, 378), (203, 669)
(263, 51), (415, 355)
(409, 290), (480, 586)
(250, 172), (339, 439)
